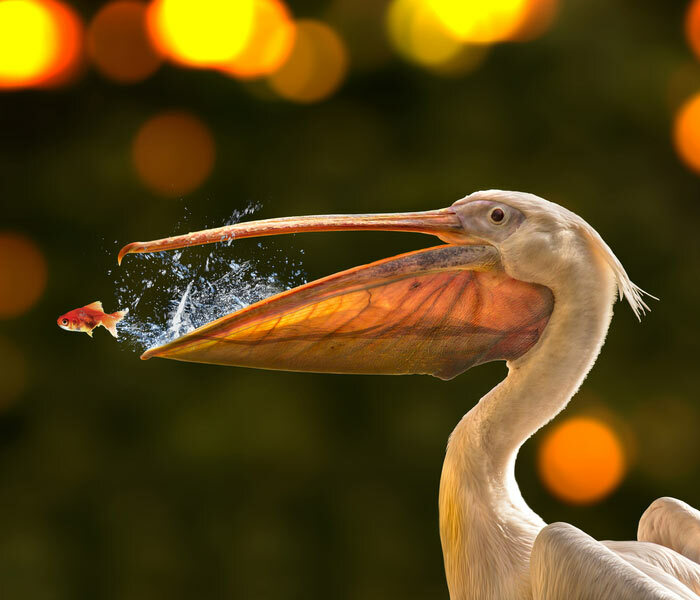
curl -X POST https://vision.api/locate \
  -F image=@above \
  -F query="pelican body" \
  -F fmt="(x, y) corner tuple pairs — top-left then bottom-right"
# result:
(120, 191), (700, 599)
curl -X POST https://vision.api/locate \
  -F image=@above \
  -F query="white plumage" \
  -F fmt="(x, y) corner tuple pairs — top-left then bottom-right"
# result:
(439, 191), (699, 599)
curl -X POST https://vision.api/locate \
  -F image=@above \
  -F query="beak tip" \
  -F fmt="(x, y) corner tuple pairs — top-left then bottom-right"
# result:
(117, 242), (141, 265)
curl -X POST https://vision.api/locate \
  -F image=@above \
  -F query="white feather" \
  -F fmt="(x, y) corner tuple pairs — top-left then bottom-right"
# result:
(439, 191), (695, 599)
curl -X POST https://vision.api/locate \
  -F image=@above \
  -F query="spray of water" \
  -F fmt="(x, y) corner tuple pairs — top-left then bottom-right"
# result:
(109, 204), (306, 353)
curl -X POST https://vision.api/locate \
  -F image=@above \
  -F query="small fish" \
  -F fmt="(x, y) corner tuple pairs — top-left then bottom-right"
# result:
(57, 301), (128, 339)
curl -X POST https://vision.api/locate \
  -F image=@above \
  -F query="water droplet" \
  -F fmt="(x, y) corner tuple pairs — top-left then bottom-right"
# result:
(109, 203), (307, 354)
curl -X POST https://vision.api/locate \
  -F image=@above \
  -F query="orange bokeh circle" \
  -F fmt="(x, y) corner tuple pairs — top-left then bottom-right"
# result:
(87, 0), (162, 83)
(132, 111), (216, 197)
(686, 0), (700, 62)
(40, 0), (83, 87)
(674, 93), (700, 174)
(268, 19), (348, 104)
(0, 232), (48, 319)
(509, 0), (558, 42)
(538, 417), (626, 505)
(223, 0), (296, 79)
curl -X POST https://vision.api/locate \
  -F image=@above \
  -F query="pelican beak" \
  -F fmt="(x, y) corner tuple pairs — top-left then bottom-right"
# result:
(118, 204), (554, 374)
(118, 207), (470, 264)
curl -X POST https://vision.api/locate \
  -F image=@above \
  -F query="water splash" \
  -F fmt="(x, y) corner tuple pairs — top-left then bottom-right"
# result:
(110, 204), (306, 353)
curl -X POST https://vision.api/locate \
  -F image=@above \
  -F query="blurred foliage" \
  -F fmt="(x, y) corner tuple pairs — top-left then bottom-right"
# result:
(1, 0), (700, 598)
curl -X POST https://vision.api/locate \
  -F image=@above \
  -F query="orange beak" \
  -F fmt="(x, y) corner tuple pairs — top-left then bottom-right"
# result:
(117, 207), (469, 265)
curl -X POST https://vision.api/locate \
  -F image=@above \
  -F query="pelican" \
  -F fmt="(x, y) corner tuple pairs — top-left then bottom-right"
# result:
(120, 190), (700, 598)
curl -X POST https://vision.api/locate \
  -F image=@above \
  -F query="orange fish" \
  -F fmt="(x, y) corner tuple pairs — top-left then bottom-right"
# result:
(57, 301), (128, 338)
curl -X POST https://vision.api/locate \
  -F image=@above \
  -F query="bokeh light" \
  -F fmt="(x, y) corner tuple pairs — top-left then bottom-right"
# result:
(40, 0), (83, 87)
(509, 0), (558, 41)
(223, 0), (295, 80)
(427, 0), (528, 44)
(0, 0), (58, 87)
(686, 0), (700, 62)
(538, 417), (626, 505)
(674, 92), (700, 174)
(267, 20), (348, 104)
(146, 0), (255, 68)
(386, 0), (556, 59)
(0, 232), (48, 318)
(388, 0), (462, 67)
(87, 1), (163, 84)
(0, 0), (82, 89)
(131, 111), (216, 197)
(0, 336), (27, 410)
(387, 0), (487, 73)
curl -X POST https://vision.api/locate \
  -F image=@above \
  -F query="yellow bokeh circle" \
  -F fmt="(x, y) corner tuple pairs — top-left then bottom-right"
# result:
(0, 0), (57, 83)
(0, 0), (58, 87)
(147, 0), (255, 67)
(0, 0), (83, 89)
(388, 0), (462, 67)
(538, 417), (626, 505)
(387, 0), (488, 74)
(427, 0), (528, 44)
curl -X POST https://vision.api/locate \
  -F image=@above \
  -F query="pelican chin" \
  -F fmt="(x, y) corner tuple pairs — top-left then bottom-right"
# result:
(120, 191), (699, 600)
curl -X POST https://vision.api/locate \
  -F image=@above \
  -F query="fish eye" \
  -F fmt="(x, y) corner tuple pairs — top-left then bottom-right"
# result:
(62, 319), (68, 325)
(489, 207), (505, 224)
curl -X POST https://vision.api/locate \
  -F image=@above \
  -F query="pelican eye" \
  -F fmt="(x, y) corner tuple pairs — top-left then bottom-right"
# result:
(489, 207), (505, 224)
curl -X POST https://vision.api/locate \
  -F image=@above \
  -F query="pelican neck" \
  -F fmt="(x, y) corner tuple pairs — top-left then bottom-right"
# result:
(438, 251), (617, 600)
(464, 264), (616, 476)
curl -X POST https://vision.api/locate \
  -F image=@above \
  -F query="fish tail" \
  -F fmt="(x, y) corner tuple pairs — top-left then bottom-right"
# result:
(102, 320), (119, 338)
(103, 309), (127, 339)
(111, 308), (129, 322)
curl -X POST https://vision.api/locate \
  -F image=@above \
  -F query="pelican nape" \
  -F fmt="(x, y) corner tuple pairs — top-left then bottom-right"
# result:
(120, 190), (700, 599)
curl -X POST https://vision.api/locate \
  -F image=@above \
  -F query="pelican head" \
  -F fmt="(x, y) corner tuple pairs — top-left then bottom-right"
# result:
(445, 191), (649, 320)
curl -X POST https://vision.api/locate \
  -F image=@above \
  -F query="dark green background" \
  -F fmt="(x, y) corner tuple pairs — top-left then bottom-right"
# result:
(2, 0), (699, 597)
